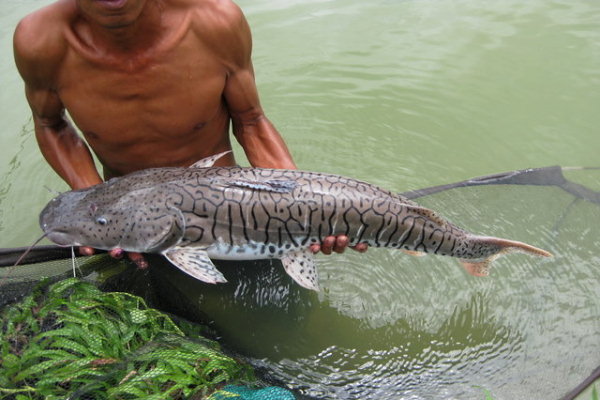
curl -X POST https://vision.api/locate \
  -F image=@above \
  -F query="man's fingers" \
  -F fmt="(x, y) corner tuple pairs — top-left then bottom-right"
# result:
(332, 235), (349, 254)
(351, 242), (369, 253)
(310, 236), (368, 255)
(79, 246), (95, 256)
(107, 248), (148, 269)
(109, 248), (124, 259)
(79, 247), (151, 269)
(128, 252), (148, 269)
(309, 243), (321, 254)
(114, 249), (148, 269)
(319, 236), (336, 255)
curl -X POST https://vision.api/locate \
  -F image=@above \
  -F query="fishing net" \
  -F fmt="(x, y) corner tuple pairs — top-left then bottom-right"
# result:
(0, 166), (598, 400)
(0, 249), (116, 308)
(0, 276), (298, 399)
(212, 386), (296, 400)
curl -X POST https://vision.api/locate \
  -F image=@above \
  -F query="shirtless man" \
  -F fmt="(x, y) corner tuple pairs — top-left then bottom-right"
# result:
(14, 0), (365, 262)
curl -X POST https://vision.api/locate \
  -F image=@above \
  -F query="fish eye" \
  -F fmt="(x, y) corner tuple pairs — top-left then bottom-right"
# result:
(96, 217), (108, 226)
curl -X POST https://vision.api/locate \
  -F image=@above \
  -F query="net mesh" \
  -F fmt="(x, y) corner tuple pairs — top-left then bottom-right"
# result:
(0, 276), (295, 399)
(0, 252), (121, 307)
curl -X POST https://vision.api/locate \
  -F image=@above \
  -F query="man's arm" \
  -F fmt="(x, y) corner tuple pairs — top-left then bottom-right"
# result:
(26, 90), (102, 190)
(14, 14), (102, 190)
(226, 69), (297, 170)
(218, 4), (296, 170)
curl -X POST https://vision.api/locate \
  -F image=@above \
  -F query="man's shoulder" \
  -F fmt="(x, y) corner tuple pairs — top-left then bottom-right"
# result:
(184, 0), (241, 16)
(14, 0), (73, 67)
(183, 0), (250, 64)
(184, 0), (246, 32)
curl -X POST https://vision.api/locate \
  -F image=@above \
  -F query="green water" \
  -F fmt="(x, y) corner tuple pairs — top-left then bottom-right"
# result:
(1, 0), (599, 399)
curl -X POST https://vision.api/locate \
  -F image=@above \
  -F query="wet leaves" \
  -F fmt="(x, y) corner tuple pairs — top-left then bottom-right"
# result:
(0, 278), (253, 399)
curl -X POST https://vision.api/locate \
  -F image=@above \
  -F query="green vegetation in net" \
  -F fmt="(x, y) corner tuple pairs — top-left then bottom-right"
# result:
(0, 278), (255, 399)
(575, 384), (600, 400)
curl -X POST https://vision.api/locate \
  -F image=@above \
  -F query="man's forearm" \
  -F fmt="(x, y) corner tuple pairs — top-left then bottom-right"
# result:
(234, 115), (297, 170)
(34, 118), (103, 189)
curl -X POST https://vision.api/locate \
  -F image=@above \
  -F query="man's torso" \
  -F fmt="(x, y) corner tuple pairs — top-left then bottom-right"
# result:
(48, 0), (240, 176)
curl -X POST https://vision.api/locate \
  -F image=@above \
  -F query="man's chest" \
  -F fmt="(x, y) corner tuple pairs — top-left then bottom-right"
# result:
(56, 45), (228, 137)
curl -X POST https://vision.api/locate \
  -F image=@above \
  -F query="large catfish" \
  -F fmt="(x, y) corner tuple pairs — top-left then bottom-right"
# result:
(39, 152), (552, 290)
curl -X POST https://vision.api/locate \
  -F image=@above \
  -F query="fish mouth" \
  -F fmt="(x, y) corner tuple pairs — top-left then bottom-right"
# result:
(45, 231), (81, 247)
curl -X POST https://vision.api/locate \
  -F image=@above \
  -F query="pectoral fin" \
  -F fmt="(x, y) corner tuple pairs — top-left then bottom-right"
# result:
(281, 250), (319, 291)
(189, 151), (232, 168)
(163, 246), (227, 284)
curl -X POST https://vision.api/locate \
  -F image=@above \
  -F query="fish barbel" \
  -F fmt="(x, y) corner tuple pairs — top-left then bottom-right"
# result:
(39, 152), (552, 290)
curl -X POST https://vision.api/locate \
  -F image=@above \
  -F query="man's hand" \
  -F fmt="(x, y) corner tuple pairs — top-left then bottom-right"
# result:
(310, 235), (369, 255)
(79, 246), (148, 269)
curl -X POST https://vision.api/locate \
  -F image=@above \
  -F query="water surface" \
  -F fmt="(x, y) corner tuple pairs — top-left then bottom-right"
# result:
(0, 0), (599, 399)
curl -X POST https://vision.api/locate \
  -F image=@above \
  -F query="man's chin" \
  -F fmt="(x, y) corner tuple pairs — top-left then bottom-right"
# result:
(92, 0), (129, 11)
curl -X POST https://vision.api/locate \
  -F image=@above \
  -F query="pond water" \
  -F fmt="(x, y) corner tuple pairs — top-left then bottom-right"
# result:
(0, 0), (599, 399)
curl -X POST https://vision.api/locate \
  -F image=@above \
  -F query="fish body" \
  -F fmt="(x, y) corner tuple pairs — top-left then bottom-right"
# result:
(40, 152), (552, 290)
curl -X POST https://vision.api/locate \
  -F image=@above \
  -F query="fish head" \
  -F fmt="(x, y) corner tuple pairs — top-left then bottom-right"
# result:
(40, 189), (97, 247)
(39, 185), (185, 253)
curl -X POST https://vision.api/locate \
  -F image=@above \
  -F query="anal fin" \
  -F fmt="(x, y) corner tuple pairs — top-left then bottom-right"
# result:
(460, 259), (492, 277)
(163, 246), (227, 284)
(281, 250), (319, 291)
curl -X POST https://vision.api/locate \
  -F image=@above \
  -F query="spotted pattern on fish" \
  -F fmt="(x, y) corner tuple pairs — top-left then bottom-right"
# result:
(39, 152), (552, 290)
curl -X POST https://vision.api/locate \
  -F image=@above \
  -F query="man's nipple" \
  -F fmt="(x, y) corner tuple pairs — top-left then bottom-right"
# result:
(193, 121), (207, 130)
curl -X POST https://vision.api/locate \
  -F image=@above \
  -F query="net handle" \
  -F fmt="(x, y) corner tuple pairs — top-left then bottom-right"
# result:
(402, 165), (600, 204)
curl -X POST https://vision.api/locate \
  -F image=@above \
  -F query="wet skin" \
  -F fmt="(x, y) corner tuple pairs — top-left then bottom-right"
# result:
(14, 0), (365, 262)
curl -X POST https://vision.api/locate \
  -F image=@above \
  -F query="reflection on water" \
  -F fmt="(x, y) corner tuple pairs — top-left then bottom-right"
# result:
(257, 293), (521, 400)
(153, 258), (523, 399)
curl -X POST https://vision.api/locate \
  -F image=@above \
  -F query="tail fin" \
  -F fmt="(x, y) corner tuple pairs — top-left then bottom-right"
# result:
(461, 236), (553, 277)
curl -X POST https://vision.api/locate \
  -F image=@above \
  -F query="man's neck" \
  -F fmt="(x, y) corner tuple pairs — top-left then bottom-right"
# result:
(78, 0), (165, 54)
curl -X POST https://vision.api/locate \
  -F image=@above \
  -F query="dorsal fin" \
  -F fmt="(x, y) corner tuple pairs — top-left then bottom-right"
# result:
(189, 151), (232, 168)
(223, 179), (297, 193)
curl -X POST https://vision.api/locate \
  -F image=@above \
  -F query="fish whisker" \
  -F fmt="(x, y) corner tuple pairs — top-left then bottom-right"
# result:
(0, 233), (49, 288)
(13, 233), (49, 267)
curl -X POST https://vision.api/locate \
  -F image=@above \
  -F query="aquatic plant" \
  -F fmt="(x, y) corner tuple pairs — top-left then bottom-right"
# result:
(0, 278), (254, 399)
